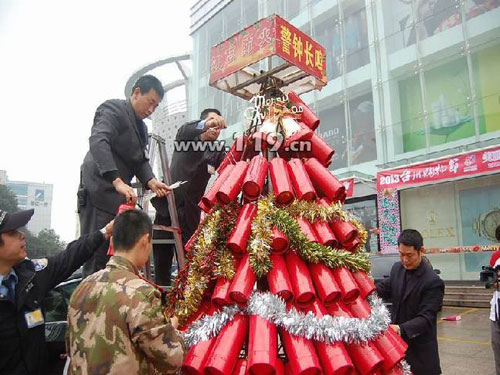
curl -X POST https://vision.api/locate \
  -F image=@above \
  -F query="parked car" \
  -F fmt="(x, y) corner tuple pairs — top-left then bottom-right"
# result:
(43, 269), (82, 375)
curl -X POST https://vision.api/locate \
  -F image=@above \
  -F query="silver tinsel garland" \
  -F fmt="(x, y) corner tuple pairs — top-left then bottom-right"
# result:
(185, 291), (390, 347)
(184, 292), (412, 374)
(246, 291), (391, 344)
(184, 305), (240, 347)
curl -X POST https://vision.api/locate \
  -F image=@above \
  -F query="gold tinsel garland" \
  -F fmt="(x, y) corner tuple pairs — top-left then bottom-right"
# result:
(262, 197), (371, 273)
(248, 200), (273, 278)
(168, 203), (240, 323)
(171, 209), (221, 321)
(169, 196), (370, 322)
(283, 200), (368, 251)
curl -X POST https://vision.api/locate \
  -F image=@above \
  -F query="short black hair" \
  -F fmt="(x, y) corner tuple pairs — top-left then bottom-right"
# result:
(132, 75), (164, 100)
(398, 229), (423, 251)
(496, 225), (500, 242)
(112, 210), (152, 252)
(200, 108), (221, 120)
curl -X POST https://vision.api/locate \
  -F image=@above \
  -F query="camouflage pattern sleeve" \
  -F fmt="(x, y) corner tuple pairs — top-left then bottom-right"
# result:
(127, 284), (187, 374)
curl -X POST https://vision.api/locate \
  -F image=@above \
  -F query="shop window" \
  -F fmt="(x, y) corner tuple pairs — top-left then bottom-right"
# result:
(400, 182), (459, 249)
(313, 16), (340, 80)
(398, 56), (475, 153)
(349, 93), (377, 164)
(459, 176), (500, 246)
(345, 198), (379, 252)
(400, 174), (500, 249)
(344, 7), (370, 72)
(472, 44), (500, 135)
(242, 0), (259, 28)
(223, 0), (242, 39)
(413, 0), (462, 44)
(265, 0), (285, 17)
(286, 0), (307, 19)
(425, 57), (474, 148)
(317, 103), (348, 170)
(383, 0), (418, 53)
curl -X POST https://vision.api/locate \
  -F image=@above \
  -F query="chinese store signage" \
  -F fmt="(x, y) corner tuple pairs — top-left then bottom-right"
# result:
(377, 146), (500, 190)
(209, 14), (327, 85)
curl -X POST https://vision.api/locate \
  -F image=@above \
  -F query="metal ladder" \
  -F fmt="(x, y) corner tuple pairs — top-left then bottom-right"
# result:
(138, 133), (185, 281)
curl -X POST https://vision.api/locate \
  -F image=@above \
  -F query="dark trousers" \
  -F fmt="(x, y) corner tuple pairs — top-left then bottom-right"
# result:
(152, 229), (176, 286)
(152, 209), (196, 287)
(79, 202), (114, 278)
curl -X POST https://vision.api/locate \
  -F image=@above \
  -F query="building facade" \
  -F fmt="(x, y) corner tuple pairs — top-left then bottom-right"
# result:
(3, 174), (53, 235)
(190, 0), (500, 280)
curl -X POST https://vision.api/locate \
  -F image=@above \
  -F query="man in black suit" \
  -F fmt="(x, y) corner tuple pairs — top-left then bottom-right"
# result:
(376, 229), (444, 375)
(79, 75), (172, 277)
(150, 108), (226, 286)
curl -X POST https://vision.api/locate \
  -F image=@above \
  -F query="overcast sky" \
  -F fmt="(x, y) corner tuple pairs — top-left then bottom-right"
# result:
(0, 0), (192, 241)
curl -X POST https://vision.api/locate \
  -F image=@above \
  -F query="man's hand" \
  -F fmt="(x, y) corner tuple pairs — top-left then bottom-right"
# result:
(113, 178), (138, 204)
(102, 220), (114, 240)
(147, 178), (172, 198)
(200, 127), (221, 141)
(390, 324), (401, 335)
(204, 114), (226, 130)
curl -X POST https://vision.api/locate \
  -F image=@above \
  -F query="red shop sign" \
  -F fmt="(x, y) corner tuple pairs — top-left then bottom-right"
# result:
(377, 146), (500, 190)
(209, 14), (327, 85)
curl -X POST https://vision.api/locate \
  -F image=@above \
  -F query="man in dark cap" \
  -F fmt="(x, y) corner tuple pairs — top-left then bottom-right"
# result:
(0, 209), (113, 375)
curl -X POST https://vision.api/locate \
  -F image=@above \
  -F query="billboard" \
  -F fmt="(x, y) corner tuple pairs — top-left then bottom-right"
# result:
(209, 14), (327, 85)
(399, 45), (500, 153)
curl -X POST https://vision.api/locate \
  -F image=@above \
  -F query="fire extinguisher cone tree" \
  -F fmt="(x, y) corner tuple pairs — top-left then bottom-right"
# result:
(169, 14), (412, 375)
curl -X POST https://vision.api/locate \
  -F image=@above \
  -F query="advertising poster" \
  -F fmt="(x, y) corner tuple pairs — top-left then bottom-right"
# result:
(399, 58), (475, 152)
(473, 44), (500, 134)
(387, 0), (498, 51)
(460, 183), (500, 246)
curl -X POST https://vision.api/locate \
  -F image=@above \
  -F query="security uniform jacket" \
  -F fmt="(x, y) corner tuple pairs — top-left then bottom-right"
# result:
(81, 99), (155, 215)
(376, 260), (444, 375)
(0, 231), (105, 375)
(152, 120), (224, 243)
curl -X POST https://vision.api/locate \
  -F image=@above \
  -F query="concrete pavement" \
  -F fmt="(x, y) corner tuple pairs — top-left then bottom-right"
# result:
(438, 306), (495, 375)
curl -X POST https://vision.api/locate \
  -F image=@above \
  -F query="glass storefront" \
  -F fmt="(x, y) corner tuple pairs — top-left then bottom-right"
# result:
(190, 1), (500, 173)
(400, 173), (500, 280)
(345, 197), (380, 252)
(189, 0), (500, 280)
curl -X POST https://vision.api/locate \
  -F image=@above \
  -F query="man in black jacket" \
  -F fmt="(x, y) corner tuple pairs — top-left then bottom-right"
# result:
(151, 108), (226, 286)
(376, 229), (444, 375)
(79, 75), (171, 277)
(0, 208), (113, 375)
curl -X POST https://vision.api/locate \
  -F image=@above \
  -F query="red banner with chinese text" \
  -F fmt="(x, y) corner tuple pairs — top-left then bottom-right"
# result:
(377, 146), (500, 190)
(340, 178), (355, 198)
(209, 15), (326, 85)
(274, 15), (326, 83)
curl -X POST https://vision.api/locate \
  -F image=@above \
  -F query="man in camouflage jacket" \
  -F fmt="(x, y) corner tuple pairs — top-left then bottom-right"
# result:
(66, 210), (186, 375)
